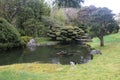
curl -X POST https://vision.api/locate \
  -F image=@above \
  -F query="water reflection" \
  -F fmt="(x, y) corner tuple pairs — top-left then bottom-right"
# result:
(0, 44), (92, 65)
(51, 58), (60, 64)
(27, 46), (36, 51)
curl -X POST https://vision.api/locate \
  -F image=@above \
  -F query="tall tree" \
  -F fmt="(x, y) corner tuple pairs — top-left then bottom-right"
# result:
(0, 0), (22, 23)
(78, 5), (97, 24)
(0, 0), (51, 37)
(89, 7), (118, 46)
(53, 0), (84, 8)
(78, 6), (119, 46)
(77, 6), (97, 31)
(0, 0), (50, 23)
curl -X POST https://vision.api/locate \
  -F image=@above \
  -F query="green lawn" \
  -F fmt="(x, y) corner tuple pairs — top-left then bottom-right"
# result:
(0, 33), (120, 80)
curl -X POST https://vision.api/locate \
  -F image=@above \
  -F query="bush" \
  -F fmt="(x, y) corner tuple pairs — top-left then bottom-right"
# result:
(21, 36), (32, 44)
(17, 28), (26, 36)
(48, 25), (85, 43)
(0, 18), (24, 50)
(23, 18), (47, 37)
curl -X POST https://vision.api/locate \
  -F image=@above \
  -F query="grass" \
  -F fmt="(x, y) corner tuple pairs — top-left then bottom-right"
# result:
(0, 33), (120, 80)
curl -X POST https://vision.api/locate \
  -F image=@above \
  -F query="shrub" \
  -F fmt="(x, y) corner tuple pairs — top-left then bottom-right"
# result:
(17, 28), (26, 36)
(23, 18), (47, 37)
(21, 36), (32, 44)
(0, 18), (24, 50)
(48, 25), (85, 43)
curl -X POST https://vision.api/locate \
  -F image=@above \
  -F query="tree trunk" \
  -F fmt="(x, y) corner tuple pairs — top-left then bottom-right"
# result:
(99, 36), (104, 47)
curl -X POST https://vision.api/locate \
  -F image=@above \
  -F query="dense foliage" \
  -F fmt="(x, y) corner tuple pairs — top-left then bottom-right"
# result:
(50, 8), (67, 24)
(77, 6), (119, 46)
(41, 16), (63, 28)
(89, 7), (119, 46)
(48, 26), (85, 43)
(16, 0), (50, 37)
(0, 0), (51, 37)
(53, 0), (84, 8)
(0, 18), (24, 50)
(115, 13), (120, 25)
(0, 0), (119, 50)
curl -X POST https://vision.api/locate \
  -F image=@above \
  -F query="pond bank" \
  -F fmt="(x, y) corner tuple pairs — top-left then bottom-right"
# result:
(0, 33), (120, 80)
(27, 41), (59, 47)
(36, 42), (59, 46)
(28, 37), (59, 47)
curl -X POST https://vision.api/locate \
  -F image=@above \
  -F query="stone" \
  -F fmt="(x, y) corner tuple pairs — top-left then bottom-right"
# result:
(90, 50), (102, 55)
(27, 38), (36, 47)
(70, 61), (76, 67)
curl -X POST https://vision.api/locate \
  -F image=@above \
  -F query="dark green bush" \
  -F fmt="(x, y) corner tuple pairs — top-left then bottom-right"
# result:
(0, 18), (24, 50)
(17, 28), (26, 36)
(23, 18), (47, 37)
(48, 26), (85, 43)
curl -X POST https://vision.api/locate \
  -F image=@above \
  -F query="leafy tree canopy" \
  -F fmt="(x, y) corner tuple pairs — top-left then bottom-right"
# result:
(0, 0), (51, 37)
(77, 6), (119, 46)
(53, 0), (84, 8)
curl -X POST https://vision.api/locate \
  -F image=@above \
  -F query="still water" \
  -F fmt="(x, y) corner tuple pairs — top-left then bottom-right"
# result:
(0, 44), (92, 65)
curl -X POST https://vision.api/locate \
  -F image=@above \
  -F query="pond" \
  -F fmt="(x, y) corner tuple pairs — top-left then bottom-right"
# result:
(0, 44), (92, 65)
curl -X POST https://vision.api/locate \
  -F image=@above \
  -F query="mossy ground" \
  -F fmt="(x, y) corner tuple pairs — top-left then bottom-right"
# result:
(0, 33), (120, 80)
